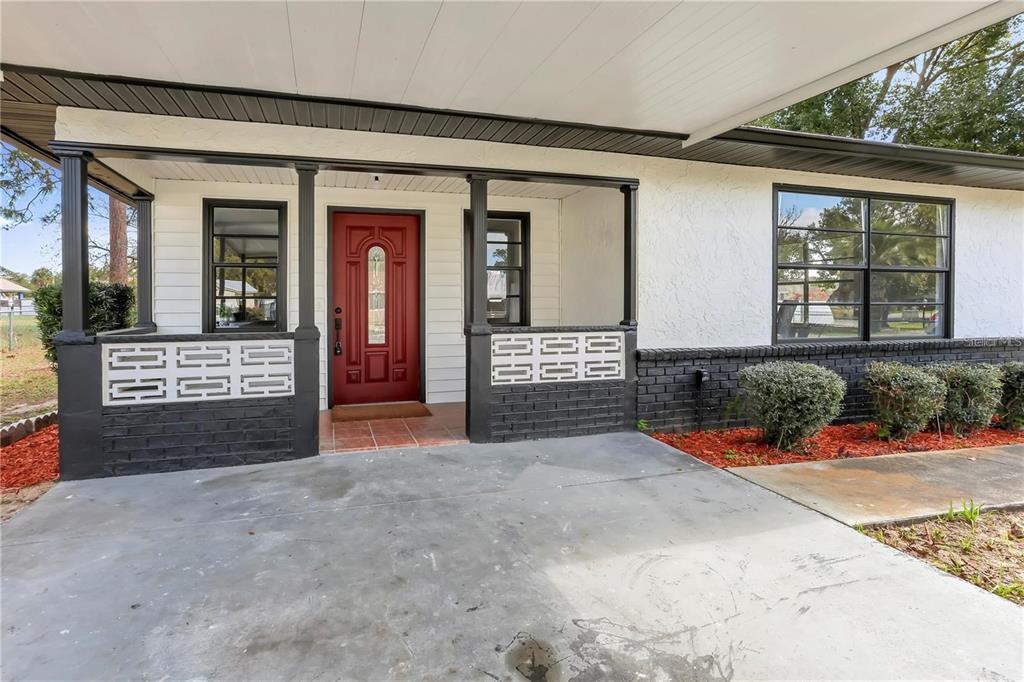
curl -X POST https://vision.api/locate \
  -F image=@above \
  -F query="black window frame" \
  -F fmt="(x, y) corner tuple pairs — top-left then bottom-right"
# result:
(202, 198), (288, 333)
(772, 183), (954, 344)
(463, 210), (531, 327)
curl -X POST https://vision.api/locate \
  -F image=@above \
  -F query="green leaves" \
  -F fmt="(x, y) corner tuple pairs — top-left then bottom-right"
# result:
(737, 362), (846, 451)
(864, 361), (946, 441)
(34, 282), (135, 365)
(926, 362), (1003, 436)
(1, 144), (59, 229)
(753, 15), (1023, 156)
(996, 362), (1024, 431)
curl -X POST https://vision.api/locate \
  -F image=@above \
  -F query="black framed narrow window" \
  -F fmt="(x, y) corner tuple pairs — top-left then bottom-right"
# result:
(203, 199), (287, 332)
(774, 185), (952, 343)
(464, 210), (530, 326)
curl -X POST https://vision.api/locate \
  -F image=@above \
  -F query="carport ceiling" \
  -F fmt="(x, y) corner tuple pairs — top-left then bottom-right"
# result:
(103, 159), (588, 200)
(1, 1), (1017, 142)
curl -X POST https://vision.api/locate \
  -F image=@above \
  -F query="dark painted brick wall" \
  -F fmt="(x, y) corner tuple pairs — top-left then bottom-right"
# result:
(490, 380), (627, 442)
(637, 338), (1024, 433)
(100, 396), (296, 476)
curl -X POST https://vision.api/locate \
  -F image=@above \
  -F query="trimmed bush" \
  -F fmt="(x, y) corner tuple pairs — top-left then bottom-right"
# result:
(926, 362), (1003, 436)
(863, 361), (946, 440)
(35, 282), (135, 364)
(737, 361), (846, 450)
(997, 362), (1024, 431)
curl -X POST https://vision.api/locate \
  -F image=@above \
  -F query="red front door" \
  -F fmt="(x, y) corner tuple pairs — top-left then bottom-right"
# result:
(332, 212), (420, 405)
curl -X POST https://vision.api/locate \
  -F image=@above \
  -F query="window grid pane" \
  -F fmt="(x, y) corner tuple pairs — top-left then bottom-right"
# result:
(207, 202), (284, 332)
(775, 188), (950, 343)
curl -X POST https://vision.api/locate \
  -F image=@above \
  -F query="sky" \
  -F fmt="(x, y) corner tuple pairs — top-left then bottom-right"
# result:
(1, 174), (116, 277)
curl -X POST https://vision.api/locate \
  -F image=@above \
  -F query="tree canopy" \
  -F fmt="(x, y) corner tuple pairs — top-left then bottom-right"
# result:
(753, 15), (1023, 156)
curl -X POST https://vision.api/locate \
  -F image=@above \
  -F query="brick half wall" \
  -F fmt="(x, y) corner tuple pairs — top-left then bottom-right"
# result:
(100, 396), (297, 476)
(490, 380), (628, 442)
(637, 338), (1024, 433)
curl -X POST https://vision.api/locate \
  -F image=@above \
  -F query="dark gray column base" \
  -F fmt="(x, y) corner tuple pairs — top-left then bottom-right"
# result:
(55, 337), (104, 480)
(465, 325), (492, 443)
(293, 326), (321, 458)
(623, 326), (638, 429)
(53, 330), (94, 345)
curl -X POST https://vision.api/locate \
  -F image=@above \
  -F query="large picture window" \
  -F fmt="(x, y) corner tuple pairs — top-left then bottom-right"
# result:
(203, 199), (287, 332)
(774, 185), (952, 342)
(464, 211), (530, 326)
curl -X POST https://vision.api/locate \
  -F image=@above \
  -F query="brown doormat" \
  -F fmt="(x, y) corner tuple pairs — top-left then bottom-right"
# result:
(332, 402), (432, 422)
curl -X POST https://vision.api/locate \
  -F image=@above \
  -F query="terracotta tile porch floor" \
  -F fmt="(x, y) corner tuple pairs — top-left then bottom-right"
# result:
(319, 402), (467, 454)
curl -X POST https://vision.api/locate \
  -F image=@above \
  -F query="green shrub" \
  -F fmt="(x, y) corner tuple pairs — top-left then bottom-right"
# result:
(35, 282), (135, 364)
(737, 361), (846, 450)
(863, 362), (946, 440)
(997, 362), (1024, 431)
(926, 362), (1003, 436)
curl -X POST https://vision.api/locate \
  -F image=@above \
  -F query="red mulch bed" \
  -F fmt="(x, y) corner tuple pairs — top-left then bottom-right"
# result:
(652, 423), (1024, 469)
(1, 425), (59, 490)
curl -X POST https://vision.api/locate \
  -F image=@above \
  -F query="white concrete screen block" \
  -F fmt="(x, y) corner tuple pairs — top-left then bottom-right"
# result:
(491, 331), (624, 385)
(102, 340), (295, 405)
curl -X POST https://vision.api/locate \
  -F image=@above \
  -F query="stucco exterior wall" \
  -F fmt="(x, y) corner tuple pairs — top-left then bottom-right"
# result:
(58, 108), (1024, 350)
(144, 178), (561, 407)
(559, 187), (623, 326)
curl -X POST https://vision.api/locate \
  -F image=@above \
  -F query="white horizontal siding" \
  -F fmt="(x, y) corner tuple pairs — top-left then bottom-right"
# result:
(150, 179), (562, 407)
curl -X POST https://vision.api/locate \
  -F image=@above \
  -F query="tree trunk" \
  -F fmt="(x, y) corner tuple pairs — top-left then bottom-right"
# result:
(108, 196), (129, 285)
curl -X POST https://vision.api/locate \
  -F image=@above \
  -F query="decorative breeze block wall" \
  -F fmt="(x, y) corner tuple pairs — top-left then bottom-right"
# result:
(103, 340), (295, 405)
(491, 332), (624, 385)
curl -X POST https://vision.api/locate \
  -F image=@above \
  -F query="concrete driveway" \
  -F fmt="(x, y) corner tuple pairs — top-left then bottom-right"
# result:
(2, 433), (1020, 680)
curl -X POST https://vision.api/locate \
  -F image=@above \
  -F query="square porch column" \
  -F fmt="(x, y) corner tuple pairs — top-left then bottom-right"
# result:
(58, 151), (91, 339)
(54, 149), (104, 478)
(465, 176), (492, 441)
(294, 164), (321, 457)
(133, 193), (156, 331)
(621, 184), (639, 429)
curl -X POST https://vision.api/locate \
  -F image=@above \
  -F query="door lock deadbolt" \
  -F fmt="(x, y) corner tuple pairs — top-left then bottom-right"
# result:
(334, 309), (343, 356)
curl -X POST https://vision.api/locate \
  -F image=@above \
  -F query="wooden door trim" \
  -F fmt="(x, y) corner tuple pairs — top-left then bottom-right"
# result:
(327, 206), (426, 408)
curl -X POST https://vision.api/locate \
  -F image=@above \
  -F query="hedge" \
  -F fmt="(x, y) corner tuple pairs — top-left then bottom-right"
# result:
(736, 361), (845, 450)
(35, 282), (135, 364)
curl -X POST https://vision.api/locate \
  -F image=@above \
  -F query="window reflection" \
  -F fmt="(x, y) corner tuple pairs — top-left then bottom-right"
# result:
(775, 189), (951, 342)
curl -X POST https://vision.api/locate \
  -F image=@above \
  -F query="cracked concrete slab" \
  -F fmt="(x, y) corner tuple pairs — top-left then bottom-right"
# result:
(730, 444), (1024, 526)
(2, 434), (1021, 680)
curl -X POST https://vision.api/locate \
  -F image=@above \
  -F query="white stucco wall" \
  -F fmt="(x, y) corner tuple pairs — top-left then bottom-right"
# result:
(141, 178), (560, 407)
(58, 108), (1024, 354)
(559, 187), (623, 326)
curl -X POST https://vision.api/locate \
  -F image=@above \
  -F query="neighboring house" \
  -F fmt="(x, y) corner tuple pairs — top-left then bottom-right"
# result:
(0, 278), (30, 311)
(1, 2), (1021, 479)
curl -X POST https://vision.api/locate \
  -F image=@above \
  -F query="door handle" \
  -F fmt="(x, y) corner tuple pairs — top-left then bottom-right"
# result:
(334, 310), (343, 356)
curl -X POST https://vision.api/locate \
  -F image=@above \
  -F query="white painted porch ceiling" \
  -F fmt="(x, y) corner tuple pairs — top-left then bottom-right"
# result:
(1, 1), (1018, 142)
(104, 159), (586, 200)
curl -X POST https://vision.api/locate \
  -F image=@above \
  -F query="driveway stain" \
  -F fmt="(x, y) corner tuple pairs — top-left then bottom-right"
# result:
(498, 619), (734, 682)
(499, 633), (561, 681)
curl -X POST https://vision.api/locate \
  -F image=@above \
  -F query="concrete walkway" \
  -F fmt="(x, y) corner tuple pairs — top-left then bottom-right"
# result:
(731, 444), (1024, 526)
(3, 434), (1021, 680)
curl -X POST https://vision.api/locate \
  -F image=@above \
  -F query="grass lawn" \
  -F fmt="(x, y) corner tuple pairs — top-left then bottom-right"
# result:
(863, 510), (1024, 606)
(0, 314), (57, 424)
